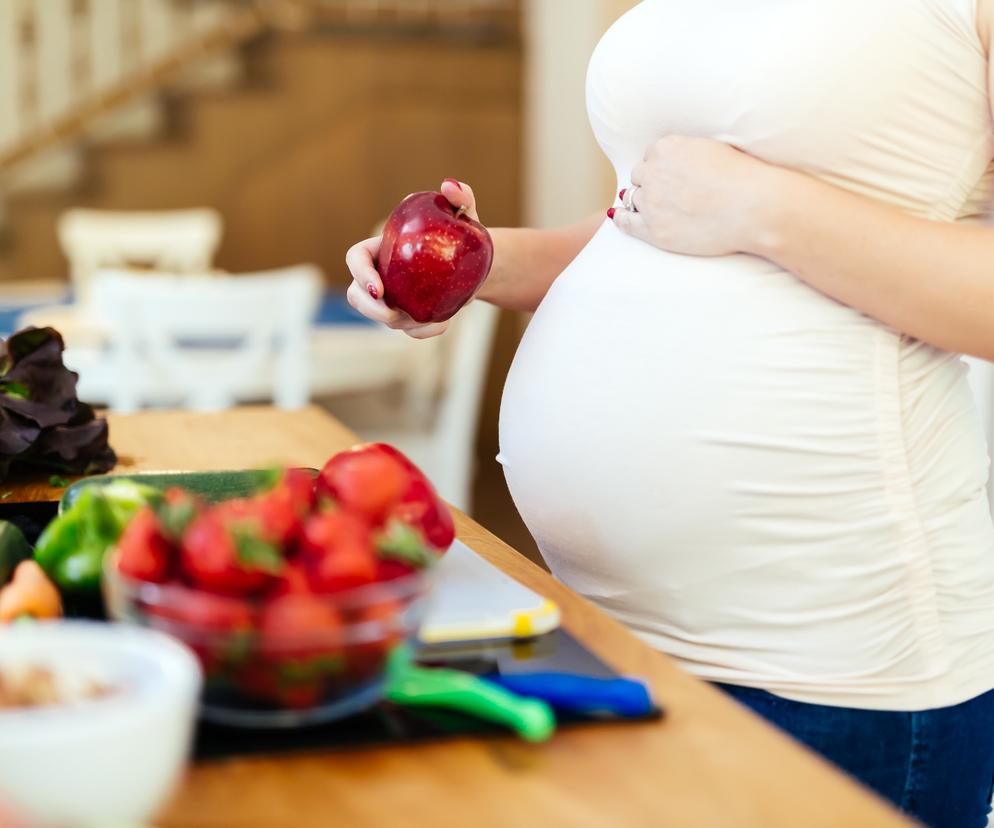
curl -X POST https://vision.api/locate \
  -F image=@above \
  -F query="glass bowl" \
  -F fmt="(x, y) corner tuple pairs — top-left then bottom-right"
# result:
(103, 561), (430, 728)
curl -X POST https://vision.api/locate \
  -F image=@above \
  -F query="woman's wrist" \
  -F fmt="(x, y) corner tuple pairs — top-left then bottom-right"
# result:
(475, 225), (573, 309)
(738, 163), (799, 261)
(475, 215), (601, 311)
(474, 226), (512, 304)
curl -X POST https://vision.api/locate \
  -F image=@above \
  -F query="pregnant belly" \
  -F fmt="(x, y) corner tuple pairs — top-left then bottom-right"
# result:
(498, 222), (992, 682)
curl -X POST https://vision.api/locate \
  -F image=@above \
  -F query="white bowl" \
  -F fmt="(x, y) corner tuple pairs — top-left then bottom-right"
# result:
(0, 621), (202, 827)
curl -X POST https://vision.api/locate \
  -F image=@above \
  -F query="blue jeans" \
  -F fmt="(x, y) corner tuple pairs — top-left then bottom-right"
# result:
(715, 683), (994, 827)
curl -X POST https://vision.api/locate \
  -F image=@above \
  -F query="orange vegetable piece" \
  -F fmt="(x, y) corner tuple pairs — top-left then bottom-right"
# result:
(0, 561), (63, 622)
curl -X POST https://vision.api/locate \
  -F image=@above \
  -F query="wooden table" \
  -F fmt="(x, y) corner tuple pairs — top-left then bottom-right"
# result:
(14, 406), (912, 827)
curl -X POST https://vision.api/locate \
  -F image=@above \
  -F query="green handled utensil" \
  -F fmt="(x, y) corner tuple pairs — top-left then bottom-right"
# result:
(385, 644), (556, 743)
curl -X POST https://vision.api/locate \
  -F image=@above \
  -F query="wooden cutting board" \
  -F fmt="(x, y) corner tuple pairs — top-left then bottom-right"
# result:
(0, 473), (75, 505)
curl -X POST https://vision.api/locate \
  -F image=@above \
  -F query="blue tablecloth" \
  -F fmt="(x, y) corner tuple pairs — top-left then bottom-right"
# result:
(0, 302), (53, 338)
(315, 293), (374, 327)
(0, 291), (373, 339)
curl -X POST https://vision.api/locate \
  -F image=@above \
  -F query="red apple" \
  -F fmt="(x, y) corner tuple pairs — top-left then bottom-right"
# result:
(377, 191), (494, 323)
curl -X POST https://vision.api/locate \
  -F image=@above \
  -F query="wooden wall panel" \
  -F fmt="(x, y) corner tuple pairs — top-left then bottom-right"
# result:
(208, 36), (522, 283)
(0, 31), (522, 286)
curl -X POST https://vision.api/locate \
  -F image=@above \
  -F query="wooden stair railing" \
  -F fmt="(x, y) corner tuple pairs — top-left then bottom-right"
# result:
(0, 0), (519, 176)
(0, 1), (271, 172)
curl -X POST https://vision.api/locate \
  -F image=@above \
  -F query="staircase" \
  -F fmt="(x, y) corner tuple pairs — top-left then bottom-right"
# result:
(0, 0), (522, 285)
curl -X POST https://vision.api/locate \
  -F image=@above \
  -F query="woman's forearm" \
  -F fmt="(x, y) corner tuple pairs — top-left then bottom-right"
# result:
(477, 212), (603, 311)
(748, 169), (994, 361)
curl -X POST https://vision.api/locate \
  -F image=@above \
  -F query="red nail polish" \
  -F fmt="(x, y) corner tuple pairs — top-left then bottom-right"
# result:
(619, 188), (627, 201)
(607, 208), (616, 219)
(443, 178), (463, 191)
(368, 284), (379, 299)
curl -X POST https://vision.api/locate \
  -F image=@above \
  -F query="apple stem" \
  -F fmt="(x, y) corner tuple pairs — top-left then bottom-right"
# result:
(455, 205), (468, 219)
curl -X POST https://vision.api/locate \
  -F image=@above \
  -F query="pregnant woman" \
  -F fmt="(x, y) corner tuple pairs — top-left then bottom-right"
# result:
(347, 1), (994, 823)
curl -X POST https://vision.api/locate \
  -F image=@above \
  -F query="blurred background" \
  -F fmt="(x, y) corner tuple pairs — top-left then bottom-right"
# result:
(0, 0), (637, 563)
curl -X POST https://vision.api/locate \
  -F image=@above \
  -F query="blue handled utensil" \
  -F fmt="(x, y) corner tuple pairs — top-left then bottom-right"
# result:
(416, 629), (659, 720)
(482, 672), (654, 718)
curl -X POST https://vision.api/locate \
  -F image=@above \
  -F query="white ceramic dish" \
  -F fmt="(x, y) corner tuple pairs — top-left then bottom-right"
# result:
(0, 621), (202, 827)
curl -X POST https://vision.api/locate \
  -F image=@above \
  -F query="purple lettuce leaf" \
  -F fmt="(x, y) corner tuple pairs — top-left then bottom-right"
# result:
(0, 327), (79, 427)
(0, 407), (42, 456)
(18, 402), (117, 476)
(0, 327), (116, 481)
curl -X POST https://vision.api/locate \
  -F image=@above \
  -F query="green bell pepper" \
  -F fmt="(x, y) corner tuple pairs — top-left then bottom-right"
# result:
(97, 479), (163, 526)
(52, 547), (105, 595)
(35, 480), (161, 597)
(33, 504), (80, 573)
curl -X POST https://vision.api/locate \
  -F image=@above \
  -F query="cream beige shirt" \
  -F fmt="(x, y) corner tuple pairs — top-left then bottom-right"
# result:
(499, 0), (994, 710)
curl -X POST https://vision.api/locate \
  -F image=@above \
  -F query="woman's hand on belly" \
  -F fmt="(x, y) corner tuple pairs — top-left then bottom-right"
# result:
(611, 135), (780, 257)
(611, 132), (994, 362)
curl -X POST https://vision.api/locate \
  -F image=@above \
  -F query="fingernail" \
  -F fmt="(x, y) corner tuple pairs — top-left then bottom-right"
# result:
(368, 284), (379, 299)
(619, 188), (627, 201)
(607, 208), (616, 219)
(443, 178), (463, 191)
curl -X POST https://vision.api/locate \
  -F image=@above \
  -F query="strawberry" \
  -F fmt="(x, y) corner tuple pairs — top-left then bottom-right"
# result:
(299, 510), (377, 594)
(116, 506), (171, 583)
(256, 592), (346, 708)
(253, 495), (299, 548)
(374, 558), (417, 582)
(276, 683), (325, 710)
(259, 592), (345, 653)
(276, 468), (316, 515)
(145, 589), (254, 675)
(387, 476), (455, 553)
(317, 444), (455, 552)
(180, 506), (284, 595)
(309, 545), (377, 595)
(269, 561), (312, 598)
(344, 597), (404, 681)
(150, 589), (253, 633)
(315, 445), (409, 525)
(211, 494), (296, 549)
(253, 469), (315, 546)
(212, 498), (255, 521)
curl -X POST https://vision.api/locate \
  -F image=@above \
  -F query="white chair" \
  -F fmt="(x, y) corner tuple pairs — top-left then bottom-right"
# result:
(88, 265), (323, 412)
(58, 208), (223, 303)
(965, 355), (994, 509)
(333, 301), (500, 513)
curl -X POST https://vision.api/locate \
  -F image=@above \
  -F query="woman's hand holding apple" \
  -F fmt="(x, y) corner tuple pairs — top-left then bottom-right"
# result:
(346, 178), (489, 339)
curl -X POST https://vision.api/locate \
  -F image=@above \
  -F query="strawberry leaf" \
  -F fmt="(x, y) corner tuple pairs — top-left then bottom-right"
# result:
(376, 520), (436, 569)
(277, 654), (345, 685)
(231, 524), (284, 574)
(218, 629), (255, 666)
(315, 493), (337, 513)
(255, 466), (283, 494)
(156, 499), (198, 541)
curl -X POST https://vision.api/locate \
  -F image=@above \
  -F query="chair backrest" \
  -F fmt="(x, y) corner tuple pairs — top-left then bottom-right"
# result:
(424, 301), (500, 509)
(89, 265), (323, 413)
(58, 208), (223, 303)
